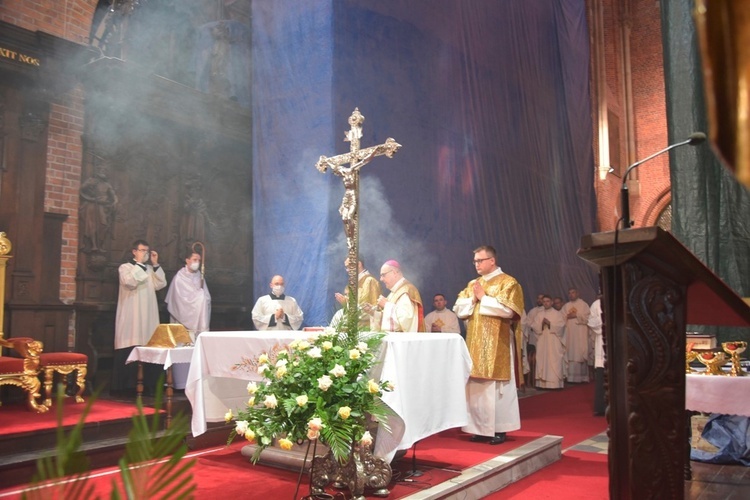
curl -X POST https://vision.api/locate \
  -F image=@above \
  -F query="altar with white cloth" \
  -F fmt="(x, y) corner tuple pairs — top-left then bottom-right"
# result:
(185, 331), (472, 462)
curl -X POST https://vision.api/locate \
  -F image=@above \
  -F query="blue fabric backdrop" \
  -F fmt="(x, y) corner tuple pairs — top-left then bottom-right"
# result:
(251, 0), (598, 327)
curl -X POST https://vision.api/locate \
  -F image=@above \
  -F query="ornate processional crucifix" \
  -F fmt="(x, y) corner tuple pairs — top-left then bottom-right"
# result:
(315, 108), (401, 308)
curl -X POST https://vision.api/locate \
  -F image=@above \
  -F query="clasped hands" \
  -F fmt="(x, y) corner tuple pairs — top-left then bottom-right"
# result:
(274, 307), (285, 320)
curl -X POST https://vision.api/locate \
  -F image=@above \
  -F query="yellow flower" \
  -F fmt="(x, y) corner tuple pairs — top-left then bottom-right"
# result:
(307, 429), (320, 440)
(247, 381), (258, 394)
(367, 379), (380, 394)
(298, 340), (310, 350)
(322, 340), (333, 350)
(349, 349), (361, 360)
(247, 397), (255, 407)
(338, 406), (351, 419)
(258, 353), (269, 364)
(245, 429), (256, 442)
(296, 395), (308, 407)
(275, 365), (288, 378)
(224, 409), (233, 422)
(278, 438), (294, 450)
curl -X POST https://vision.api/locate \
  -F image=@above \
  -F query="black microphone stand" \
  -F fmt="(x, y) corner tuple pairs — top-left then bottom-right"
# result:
(620, 132), (705, 229)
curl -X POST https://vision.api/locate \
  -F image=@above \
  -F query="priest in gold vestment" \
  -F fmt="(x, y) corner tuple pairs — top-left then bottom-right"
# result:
(332, 258), (382, 328)
(454, 245), (524, 444)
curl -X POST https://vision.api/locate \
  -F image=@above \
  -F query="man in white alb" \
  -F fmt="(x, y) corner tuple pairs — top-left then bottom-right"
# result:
(165, 249), (211, 338)
(252, 275), (304, 330)
(113, 239), (167, 393)
(561, 287), (591, 382)
(531, 295), (566, 389)
(424, 293), (461, 333)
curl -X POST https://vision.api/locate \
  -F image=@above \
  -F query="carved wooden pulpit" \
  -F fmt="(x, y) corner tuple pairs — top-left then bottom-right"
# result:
(577, 226), (750, 499)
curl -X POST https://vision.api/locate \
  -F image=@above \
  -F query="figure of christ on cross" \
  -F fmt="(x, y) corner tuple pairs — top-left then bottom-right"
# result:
(316, 108), (401, 308)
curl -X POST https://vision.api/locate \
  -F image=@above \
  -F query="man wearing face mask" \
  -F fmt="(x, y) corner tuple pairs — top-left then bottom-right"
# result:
(165, 250), (211, 339)
(252, 275), (304, 330)
(113, 239), (168, 393)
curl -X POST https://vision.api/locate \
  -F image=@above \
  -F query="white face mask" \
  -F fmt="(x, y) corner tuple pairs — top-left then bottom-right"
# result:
(272, 285), (285, 296)
(189, 262), (201, 272)
(141, 252), (150, 264)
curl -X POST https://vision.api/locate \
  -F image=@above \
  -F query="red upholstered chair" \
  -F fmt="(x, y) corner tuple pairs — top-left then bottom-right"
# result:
(38, 352), (88, 406)
(0, 336), (48, 413)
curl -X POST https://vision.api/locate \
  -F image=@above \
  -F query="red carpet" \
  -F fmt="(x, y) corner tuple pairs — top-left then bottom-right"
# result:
(0, 383), (608, 498)
(489, 450), (609, 499)
(0, 398), (157, 434)
(519, 383), (606, 448)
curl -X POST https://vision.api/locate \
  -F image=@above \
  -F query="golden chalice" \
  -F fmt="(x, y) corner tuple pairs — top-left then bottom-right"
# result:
(686, 350), (699, 373)
(721, 341), (747, 376)
(696, 351), (727, 376)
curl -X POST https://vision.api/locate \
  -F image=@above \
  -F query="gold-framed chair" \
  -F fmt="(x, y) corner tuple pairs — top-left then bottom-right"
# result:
(39, 351), (88, 406)
(0, 336), (48, 413)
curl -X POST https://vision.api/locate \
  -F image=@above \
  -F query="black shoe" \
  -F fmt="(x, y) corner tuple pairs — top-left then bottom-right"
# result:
(470, 434), (491, 442)
(488, 433), (506, 445)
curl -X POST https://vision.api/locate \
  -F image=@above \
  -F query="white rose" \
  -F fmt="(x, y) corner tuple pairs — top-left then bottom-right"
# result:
(357, 341), (368, 352)
(318, 375), (333, 391)
(264, 394), (278, 408)
(275, 358), (288, 367)
(307, 346), (323, 358)
(247, 381), (258, 394)
(329, 364), (347, 378)
(235, 420), (249, 436)
(360, 431), (373, 447)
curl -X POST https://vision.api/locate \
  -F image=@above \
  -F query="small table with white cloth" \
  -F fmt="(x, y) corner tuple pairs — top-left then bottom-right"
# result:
(185, 331), (472, 462)
(126, 346), (194, 428)
(685, 372), (750, 477)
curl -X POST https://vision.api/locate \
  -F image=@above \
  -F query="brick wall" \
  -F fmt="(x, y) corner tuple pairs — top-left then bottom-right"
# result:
(1, 1), (95, 304)
(594, 0), (669, 231)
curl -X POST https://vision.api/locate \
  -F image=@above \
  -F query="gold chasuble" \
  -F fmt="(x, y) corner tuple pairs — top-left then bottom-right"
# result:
(387, 280), (425, 332)
(345, 273), (381, 307)
(459, 273), (524, 382)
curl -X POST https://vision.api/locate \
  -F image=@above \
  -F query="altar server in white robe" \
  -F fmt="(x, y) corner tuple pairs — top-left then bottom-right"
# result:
(165, 250), (211, 338)
(424, 293), (461, 333)
(588, 295), (605, 415)
(531, 295), (566, 389)
(561, 287), (591, 382)
(113, 239), (167, 392)
(252, 275), (304, 330)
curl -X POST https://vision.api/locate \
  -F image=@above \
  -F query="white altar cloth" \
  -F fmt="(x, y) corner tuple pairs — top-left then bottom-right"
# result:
(686, 373), (750, 417)
(126, 346), (195, 369)
(185, 331), (472, 462)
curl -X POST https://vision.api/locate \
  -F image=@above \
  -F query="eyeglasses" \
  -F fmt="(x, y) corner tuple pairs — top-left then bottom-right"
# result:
(380, 270), (394, 278)
(473, 257), (492, 265)
(136, 248), (150, 253)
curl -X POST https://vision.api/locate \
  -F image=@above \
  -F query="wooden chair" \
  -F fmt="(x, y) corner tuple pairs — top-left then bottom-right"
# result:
(39, 352), (88, 406)
(0, 336), (48, 413)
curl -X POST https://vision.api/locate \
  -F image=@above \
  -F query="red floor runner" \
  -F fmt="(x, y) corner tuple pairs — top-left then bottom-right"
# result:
(519, 383), (606, 448)
(488, 450), (609, 499)
(0, 383), (607, 498)
(0, 398), (156, 434)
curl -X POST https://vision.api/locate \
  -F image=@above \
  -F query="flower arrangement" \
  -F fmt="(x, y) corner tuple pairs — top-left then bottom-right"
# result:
(227, 303), (394, 463)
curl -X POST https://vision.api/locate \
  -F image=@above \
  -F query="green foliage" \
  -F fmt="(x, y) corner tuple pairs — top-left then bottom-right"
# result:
(228, 300), (394, 463)
(23, 377), (195, 500)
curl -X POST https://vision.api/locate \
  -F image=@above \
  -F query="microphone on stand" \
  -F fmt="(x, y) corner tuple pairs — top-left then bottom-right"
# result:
(620, 132), (706, 229)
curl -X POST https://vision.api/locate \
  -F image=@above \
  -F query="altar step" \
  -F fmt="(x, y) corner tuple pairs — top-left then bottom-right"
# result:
(0, 395), (191, 489)
(401, 435), (563, 500)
